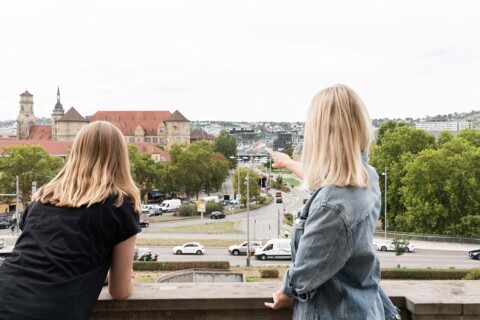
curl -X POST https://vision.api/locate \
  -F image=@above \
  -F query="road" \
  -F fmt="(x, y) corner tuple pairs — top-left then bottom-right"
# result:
(135, 246), (480, 269)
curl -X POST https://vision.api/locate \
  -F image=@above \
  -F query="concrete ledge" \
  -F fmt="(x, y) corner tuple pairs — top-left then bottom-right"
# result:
(92, 281), (480, 320)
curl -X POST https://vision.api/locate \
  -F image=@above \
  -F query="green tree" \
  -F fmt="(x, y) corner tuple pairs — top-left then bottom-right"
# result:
(281, 146), (293, 158)
(214, 130), (237, 168)
(168, 141), (229, 198)
(436, 131), (454, 148)
(370, 125), (435, 230)
(128, 146), (165, 201)
(233, 167), (260, 207)
(457, 128), (480, 148)
(0, 145), (64, 209)
(398, 140), (480, 235)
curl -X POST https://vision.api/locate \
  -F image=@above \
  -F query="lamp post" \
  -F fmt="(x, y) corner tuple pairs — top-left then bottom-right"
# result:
(246, 169), (251, 267)
(382, 167), (387, 239)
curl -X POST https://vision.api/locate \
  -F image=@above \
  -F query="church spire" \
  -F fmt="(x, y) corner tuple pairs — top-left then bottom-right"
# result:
(54, 86), (63, 111)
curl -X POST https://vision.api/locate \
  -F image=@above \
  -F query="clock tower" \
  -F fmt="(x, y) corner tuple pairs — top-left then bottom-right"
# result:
(17, 90), (36, 140)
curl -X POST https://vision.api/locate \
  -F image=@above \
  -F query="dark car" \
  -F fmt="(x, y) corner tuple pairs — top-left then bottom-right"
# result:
(139, 220), (150, 228)
(469, 249), (480, 260)
(0, 221), (11, 229)
(276, 197), (283, 203)
(210, 211), (225, 219)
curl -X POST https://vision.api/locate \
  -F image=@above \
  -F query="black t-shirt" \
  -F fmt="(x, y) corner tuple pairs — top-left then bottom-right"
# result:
(0, 196), (140, 320)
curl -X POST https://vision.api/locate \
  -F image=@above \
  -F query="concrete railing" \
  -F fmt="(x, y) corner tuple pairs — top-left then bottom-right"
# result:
(92, 280), (480, 320)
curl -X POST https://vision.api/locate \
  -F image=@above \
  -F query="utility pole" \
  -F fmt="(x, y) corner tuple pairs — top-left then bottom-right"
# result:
(246, 169), (250, 266)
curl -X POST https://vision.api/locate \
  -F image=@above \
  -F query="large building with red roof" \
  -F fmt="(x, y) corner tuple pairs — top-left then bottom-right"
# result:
(8, 88), (190, 160)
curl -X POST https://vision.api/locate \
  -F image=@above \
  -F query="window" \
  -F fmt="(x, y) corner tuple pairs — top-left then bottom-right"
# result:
(152, 137), (157, 143)
(145, 137), (151, 142)
(129, 137), (134, 142)
(66, 128), (70, 135)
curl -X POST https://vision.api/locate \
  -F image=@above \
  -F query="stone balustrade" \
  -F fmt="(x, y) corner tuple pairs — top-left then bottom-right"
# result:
(92, 280), (480, 320)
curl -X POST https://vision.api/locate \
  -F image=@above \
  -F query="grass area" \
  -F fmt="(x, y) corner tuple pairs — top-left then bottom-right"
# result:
(283, 177), (300, 187)
(141, 214), (197, 223)
(159, 221), (242, 234)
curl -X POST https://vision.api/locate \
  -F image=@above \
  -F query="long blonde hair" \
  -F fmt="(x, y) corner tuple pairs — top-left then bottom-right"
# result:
(34, 121), (141, 212)
(302, 84), (372, 189)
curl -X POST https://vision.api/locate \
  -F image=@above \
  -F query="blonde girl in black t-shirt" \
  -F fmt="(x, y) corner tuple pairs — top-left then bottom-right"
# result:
(0, 121), (142, 320)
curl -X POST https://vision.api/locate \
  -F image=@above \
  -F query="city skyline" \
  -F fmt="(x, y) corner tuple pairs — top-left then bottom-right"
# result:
(1, 1), (480, 122)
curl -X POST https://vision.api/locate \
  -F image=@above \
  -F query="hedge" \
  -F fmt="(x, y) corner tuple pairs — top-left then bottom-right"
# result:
(260, 268), (279, 278)
(133, 260), (230, 271)
(381, 268), (470, 280)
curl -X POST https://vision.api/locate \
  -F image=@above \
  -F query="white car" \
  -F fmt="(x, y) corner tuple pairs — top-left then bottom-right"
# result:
(228, 241), (263, 256)
(377, 240), (415, 253)
(173, 242), (205, 255)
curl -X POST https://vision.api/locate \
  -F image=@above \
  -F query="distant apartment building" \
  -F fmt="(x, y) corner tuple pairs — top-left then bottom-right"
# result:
(416, 121), (472, 132)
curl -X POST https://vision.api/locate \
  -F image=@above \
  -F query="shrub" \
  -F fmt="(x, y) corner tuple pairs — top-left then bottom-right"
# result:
(463, 268), (480, 280)
(134, 261), (230, 271)
(256, 196), (266, 204)
(381, 268), (469, 280)
(284, 213), (293, 226)
(206, 202), (223, 214)
(260, 268), (279, 278)
(177, 204), (197, 217)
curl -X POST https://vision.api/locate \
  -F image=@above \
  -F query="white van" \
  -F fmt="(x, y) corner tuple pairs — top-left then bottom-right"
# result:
(200, 195), (219, 203)
(254, 239), (291, 260)
(159, 199), (182, 213)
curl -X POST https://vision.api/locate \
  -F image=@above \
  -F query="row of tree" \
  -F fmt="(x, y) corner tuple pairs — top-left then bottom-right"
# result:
(370, 121), (480, 237)
(0, 130), (238, 210)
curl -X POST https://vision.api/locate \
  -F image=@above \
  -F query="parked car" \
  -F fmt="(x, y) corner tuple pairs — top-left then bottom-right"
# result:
(210, 211), (225, 219)
(229, 200), (239, 206)
(276, 197), (283, 203)
(228, 241), (263, 256)
(147, 208), (162, 216)
(0, 221), (10, 229)
(468, 249), (480, 260)
(139, 220), (149, 228)
(172, 242), (205, 255)
(376, 240), (415, 253)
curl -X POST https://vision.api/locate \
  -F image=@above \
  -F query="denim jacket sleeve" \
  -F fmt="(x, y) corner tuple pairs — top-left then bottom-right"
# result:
(282, 203), (351, 301)
(380, 285), (401, 320)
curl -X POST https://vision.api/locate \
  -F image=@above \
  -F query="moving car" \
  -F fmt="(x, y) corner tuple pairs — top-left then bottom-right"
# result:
(468, 249), (480, 260)
(228, 241), (263, 256)
(173, 242), (205, 255)
(275, 191), (283, 203)
(0, 221), (10, 229)
(254, 239), (291, 260)
(376, 240), (415, 253)
(139, 220), (149, 228)
(210, 211), (225, 219)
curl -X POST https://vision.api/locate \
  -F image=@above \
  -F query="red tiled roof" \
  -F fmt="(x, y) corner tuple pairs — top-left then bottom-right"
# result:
(129, 143), (170, 162)
(59, 107), (88, 122)
(89, 111), (172, 136)
(28, 125), (52, 140)
(0, 140), (72, 156)
(164, 110), (189, 122)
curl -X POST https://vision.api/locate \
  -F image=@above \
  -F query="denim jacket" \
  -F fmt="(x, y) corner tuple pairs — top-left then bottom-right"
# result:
(282, 154), (400, 320)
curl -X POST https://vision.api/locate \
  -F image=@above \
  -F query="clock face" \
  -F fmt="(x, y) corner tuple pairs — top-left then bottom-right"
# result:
(29, 115), (35, 120)
(19, 114), (25, 120)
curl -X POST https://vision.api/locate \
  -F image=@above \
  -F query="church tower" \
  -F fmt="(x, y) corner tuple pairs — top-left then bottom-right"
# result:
(51, 86), (65, 141)
(17, 90), (36, 139)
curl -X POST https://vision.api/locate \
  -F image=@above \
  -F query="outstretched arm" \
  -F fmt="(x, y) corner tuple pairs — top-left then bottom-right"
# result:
(266, 148), (304, 179)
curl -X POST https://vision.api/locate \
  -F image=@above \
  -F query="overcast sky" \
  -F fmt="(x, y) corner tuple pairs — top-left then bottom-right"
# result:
(1, 0), (479, 123)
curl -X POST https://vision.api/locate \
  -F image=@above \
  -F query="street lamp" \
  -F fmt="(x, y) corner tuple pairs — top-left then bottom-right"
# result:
(382, 167), (387, 239)
(246, 169), (251, 267)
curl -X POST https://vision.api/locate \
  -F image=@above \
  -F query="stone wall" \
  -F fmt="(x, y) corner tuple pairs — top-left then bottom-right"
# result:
(92, 280), (480, 319)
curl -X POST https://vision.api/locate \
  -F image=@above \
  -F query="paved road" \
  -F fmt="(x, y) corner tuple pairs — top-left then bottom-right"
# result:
(135, 246), (480, 269)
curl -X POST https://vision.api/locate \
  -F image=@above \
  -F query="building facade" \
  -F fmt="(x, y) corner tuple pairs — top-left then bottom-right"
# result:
(14, 89), (190, 148)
